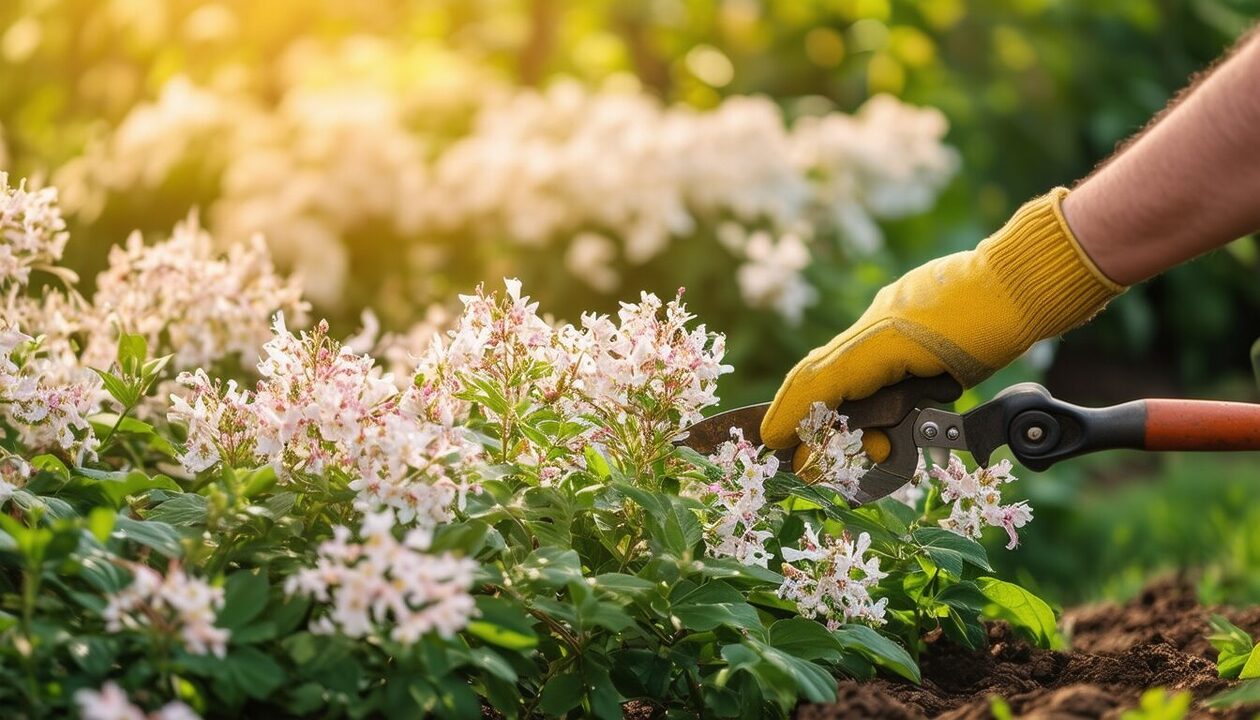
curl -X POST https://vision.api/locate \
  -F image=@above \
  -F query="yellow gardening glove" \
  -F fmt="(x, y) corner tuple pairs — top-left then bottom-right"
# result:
(763, 188), (1126, 460)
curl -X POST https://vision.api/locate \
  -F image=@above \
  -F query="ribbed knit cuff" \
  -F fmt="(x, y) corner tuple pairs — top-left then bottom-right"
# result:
(981, 187), (1126, 349)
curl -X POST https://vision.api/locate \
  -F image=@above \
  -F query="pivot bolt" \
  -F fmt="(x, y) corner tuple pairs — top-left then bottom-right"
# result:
(946, 426), (960, 441)
(1026, 425), (1045, 442)
(920, 422), (939, 440)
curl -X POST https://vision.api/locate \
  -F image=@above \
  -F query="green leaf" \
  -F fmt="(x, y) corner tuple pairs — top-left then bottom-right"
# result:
(1207, 679), (1260, 709)
(92, 369), (138, 408)
(146, 494), (209, 527)
(590, 572), (656, 597)
(117, 332), (148, 375)
(1209, 614), (1254, 679)
(941, 606), (988, 650)
(757, 644), (837, 704)
(225, 646), (284, 699)
(94, 470), (181, 506)
(1122, 688), (1191, 719)
(1240, 646), (1260, 680)
(833, 625), (921, 683)
(768, 618), (844, 663)
(111, 516), (183, 558)
(671, 580), (762, 633)
(468, 646), (517, 683)
(977, 577), (1058, 648)
(514, 547), (583, 590)
(538, 671), (583, 716)
(429, 520), (493, 555)
(615, 482), (704, 557)
(913, 527), (993, 573)
(465, 596), (539, 650)
(697, 558), (784, 587)
(86, 507), (116, 544)
(218, 570), (270, 631)
(67, 636), (118, 676)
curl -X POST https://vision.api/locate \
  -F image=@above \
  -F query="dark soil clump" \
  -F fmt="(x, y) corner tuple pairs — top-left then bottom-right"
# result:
(797, 578), (1260, 719)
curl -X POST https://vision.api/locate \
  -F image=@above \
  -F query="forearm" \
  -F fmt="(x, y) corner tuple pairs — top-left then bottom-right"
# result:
(1063, 31), (1260, 285)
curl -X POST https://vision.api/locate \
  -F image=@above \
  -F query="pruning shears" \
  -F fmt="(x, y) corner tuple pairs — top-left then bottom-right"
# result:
(681, 375), (1260, 505)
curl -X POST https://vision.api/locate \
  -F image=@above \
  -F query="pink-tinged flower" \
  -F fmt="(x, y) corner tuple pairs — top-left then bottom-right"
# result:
(794, 401), (868, 501)
(689, 428), (779, 568)
(74, 682), (201, 720)
(0, 172), (69, 289)
(284, 510), (478, 645)
(102, 563), (228, 658)
(169, 370), (258, 472)
(0, 321), (100, 463)
(408, 279), (730, 473)
(83, 212), (307, 373)
(930, 456), (1032, 550)
(779, 529), (888, 626)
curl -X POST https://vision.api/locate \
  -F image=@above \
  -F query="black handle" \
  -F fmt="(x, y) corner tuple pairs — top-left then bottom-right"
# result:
(961, 383), (1146, 471)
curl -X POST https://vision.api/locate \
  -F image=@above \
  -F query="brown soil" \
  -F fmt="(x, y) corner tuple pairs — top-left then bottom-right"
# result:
(796, 578), (1260, 719)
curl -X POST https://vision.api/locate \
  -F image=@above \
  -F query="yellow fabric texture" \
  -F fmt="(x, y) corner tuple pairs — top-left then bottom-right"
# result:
(761, 187), (1126, 450)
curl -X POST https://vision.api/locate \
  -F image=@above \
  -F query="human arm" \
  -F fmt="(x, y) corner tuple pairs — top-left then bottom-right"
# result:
(761, 30), (1260, 451)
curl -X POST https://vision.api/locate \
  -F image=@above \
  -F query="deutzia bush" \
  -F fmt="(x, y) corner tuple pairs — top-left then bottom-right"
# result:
(0, 177), (1056, 719)
(54, 44), (956, 331)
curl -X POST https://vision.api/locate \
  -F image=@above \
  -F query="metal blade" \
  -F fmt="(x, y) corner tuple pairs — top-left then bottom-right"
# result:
(679, 402), (773, 456)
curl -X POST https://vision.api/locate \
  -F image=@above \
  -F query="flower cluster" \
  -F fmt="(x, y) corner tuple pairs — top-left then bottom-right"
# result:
(0, 172), (70, 288)
(574, 289), (732, 433)
(75, 682), (200, 720)
(411, 280), (731, 472)
(170, 315), (482, 528)
(251, 316), (399, 477)
(794, 401), (869, 501)
(102, 563), (229, 657)
(931, 456), (1033, 549)
(722, 226), (818, 323)
(690, 429), (779, 568)
(55, 54), (956, 317)
(779, 527), (889, 628)
(790, 94), (959, 251)
(0, 175), (304, 460)
(284, 510), (478, 645)
(85, 213), (308, 371)
(168, 370), (258, 473)
(0, 323), (100, 463)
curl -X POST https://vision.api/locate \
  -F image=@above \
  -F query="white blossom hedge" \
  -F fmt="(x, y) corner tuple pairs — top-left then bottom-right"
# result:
(54, 38), (957, 327)
(0, 174), (1052, 719)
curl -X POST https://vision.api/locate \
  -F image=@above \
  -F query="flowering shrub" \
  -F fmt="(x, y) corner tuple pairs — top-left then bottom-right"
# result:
(53, 39), (956, 322)
(0, 177), (1056, 719)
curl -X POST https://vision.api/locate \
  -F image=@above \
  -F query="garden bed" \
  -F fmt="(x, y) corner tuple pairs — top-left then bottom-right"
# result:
(798, 579), (1260, 719)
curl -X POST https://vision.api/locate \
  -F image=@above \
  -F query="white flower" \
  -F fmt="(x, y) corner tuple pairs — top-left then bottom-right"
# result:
(565, 232), (620, 293)
(779, 529), (888, 627)
(0, 321), (101, 463)
(734, 231), (818, 323)
(57, 65), (956, 312)
(168, 370), (258, 473)
(74, 682), (201, 720)
(102, 563), (229, 658)
(931, 456), (1032, 549)
(689, 428), (780, 568)
(84, 212), (307, 372)
(794, 402), (868, 501)
(0, 172), (69, 288)
(285, 509), (478, 645)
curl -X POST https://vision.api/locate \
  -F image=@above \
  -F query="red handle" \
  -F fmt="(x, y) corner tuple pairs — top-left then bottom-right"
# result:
(1144, 399), (1260, 451)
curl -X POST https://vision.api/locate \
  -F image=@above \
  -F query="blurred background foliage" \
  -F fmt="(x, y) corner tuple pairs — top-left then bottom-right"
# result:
(4, 0), (1260, 608)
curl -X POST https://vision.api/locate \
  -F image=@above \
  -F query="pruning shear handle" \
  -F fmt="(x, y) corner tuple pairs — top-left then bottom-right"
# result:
(961, 382), (1260, 471)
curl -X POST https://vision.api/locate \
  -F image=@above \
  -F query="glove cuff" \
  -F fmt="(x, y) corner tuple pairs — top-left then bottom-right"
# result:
(981, 187), (1126, 350)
